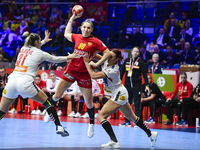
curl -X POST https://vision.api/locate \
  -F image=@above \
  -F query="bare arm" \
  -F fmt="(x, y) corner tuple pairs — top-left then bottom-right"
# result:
(93, 54), (102, 61)
(142, 94), (156, 102)
(84, 53), (106, 79)
(64, 13), (80, 42)
(89, 49), (110, 67)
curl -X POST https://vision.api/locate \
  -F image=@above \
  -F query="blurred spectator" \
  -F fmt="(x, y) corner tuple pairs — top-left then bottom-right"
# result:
(10, 18), (19, 32)
(57, 9), (65, 25)
(179, 12), (191, 29)
(1, 16), (12, 30)
(149, 45), (165, 64)
(14, 9), (22, 22)
(170, 2), (184, 19)
(152, 27), (171, 49)
(164, 12), (178, 30)
(128, 27), (147, 47)
(166, 19), (180, 41)
(193, 46), (200, 65)
(67, 7), (72, 21)
(6, 8), (14, 21)
(47, 17), (59, 33)
(2, 27), (16, 48)
(164, 72), (193, 125)
(15, 20), (31, 36)
(43, 52), (64, 70)
(50, 7), (58, 22)
(40, 0), (51, 14)
(51, 28), (64, 46)
(0, 47), (10, 62)
(32, 19), (46, 33)
(11, 47), (20, 63)
(162, 45), (177, 68)
(176, 38), (185, 54)
(189, 2), (200, 18)
(35, 29), (44, 39)
(180, 42), (195, 65)
(21, 0), (32, 13)
(184, 21), (193, 36)
(24, 13), (33, 27)
(31, 10), (38, 25)
(93, 6), (107, 25)
(176, 28), (192, 46)
(149, 53), (164, 74)
(32, 0), (40, 10)
(139, 44), (151, 64)
(0, 54), (9, 62)
(36, 9), (49, 26)
(192, 33), (200, 48)
(9, 35), (23, 51)
(141, 75), (166, 123)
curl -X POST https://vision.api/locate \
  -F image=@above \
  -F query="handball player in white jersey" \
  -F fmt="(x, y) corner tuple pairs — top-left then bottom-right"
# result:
(0, 30), (77, 137)
(84, 49), (158, 148)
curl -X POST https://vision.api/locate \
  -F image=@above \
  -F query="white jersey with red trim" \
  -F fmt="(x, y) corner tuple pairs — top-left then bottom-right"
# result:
(102, 60), (121, 95)
(13, 46), (68, 78)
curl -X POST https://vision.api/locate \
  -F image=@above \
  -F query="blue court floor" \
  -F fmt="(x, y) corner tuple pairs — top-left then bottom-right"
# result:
(1, 115), (200, 150)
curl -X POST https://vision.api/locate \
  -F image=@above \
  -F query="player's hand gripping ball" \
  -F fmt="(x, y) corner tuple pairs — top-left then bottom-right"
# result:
(72, 5), (84, 17)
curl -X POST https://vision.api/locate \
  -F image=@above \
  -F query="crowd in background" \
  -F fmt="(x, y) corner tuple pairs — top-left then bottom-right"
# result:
(0, 0), (199, 70)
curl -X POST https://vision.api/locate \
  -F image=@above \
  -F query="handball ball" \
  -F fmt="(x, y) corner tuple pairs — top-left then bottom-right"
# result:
(72, 5), (84, 17)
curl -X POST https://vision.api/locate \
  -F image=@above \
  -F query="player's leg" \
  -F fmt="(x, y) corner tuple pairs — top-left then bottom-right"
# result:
(79, 86), (95, 137)
(120, 102), (158, 147)
(31, 90), (69, 137)
(0, 96), (16, 120)
(52, 79), (73, 101)
(98, 99), (121, 148)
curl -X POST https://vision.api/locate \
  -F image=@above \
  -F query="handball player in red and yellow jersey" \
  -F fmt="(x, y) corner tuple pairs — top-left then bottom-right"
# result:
(50, 13), (111, 138)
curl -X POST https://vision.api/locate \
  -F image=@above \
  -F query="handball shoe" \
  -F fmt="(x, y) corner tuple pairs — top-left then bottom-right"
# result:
(149, 132), (158, 147)
(101, 140), (120, 148)
(56, 125), (69, 137)
(87, 124), (94, 138)
(68, 111), (75, 117)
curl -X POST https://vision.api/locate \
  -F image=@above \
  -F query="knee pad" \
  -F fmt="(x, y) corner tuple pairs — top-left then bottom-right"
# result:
(93, 96), (99, 103)
(102, 97), (108, 104)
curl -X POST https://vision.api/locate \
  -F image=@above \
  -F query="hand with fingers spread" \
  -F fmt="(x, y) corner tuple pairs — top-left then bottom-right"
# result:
(43, 30), (52, 43)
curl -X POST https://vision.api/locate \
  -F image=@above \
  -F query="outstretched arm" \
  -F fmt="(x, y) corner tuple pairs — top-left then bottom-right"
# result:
(84, 53), (106, 79)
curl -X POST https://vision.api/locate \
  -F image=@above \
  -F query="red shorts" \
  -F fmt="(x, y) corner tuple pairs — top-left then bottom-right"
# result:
(62, 69), (92, 88)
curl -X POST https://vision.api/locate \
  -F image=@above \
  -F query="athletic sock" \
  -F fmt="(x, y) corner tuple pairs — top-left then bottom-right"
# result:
(101, 120), (118, 142)
(0, 110), (6, 120)
(135, 117), (151, 137)
(95, 108), (99, 114)
(71, 95), (77, 112)
(78, 102), (84, 113)
(43, 99), (61, 126)
(87, 107), (94, 124)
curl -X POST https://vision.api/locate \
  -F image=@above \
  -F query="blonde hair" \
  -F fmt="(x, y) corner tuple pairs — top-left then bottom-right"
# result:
(23, 32), (40, 47)
(49, 71), (55, 75)
(81, 19), (93, 28)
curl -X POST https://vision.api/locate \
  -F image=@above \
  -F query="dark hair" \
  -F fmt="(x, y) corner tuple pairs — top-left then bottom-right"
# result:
(133, 46), (140, 52)
(180, 72), (187, 78)
(140, 45), (146, 49)
(35, 74), (41, 78)
(112, 49), (123, 64)
(24, 33), (40, 47)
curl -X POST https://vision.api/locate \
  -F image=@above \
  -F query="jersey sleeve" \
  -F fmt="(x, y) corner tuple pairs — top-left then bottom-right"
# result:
(151, 84), (159, 94)
(95, 38), (108, 53)
(42, 51), (68, 63)
(71, 34), (79, 43)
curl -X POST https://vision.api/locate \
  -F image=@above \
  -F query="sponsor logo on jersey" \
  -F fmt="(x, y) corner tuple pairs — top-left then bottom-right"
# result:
(3, 88), (7, 94)
(14, 65), (28, 72)
(120, 95), (126, 101)
(88, 42), (92, 46)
